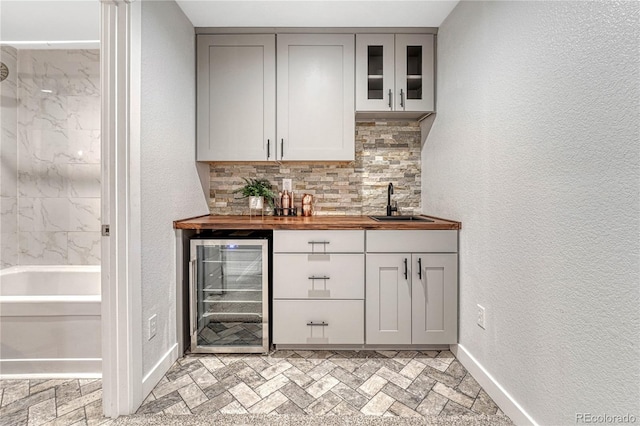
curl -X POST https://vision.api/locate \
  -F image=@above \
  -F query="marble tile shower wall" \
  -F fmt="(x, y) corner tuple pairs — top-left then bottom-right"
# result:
(1, 46), (19, 267)
(209, 121), (421, 215)
(0, 49), (101, 267)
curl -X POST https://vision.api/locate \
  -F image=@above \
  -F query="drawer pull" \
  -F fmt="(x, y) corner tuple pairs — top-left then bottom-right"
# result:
(308, 240), (330, 255)
(307, 321), (328, 327)
(308, 276), (330, 298)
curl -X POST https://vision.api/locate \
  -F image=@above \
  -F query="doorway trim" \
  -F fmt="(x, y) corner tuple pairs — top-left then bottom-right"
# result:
(100, 0), (143, 417)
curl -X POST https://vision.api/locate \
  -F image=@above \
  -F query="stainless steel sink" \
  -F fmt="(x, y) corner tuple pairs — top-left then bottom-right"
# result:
(369, 215), (434, 222)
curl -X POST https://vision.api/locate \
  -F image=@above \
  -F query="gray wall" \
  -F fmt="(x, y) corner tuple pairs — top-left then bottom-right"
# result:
(423, 1), (639, 424)
(140, 0), (209, 378)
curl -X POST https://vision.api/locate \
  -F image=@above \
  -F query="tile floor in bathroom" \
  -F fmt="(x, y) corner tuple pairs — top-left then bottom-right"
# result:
(0, 350), (509, 425)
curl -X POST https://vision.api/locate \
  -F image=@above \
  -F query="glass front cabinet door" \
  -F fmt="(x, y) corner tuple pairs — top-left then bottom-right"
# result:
(189, 239), (269, 353)
(356, 34), (434, 112)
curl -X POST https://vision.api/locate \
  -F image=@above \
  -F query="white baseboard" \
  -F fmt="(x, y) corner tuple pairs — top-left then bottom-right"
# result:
(0, 358), (101, 379)
(142, 343), (179, 397)
(451, 344), (538, 426)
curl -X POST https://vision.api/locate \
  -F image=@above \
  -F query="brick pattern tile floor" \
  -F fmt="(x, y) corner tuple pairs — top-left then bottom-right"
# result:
(0, 350), (508, 425)
(139, 350), (503, 418)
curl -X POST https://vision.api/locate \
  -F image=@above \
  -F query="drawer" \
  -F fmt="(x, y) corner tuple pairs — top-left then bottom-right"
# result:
(273, 300), (364, 345)
(273, 254), (364, 299)
(274, 230), (364, 253)
(366, 230), (458, 253)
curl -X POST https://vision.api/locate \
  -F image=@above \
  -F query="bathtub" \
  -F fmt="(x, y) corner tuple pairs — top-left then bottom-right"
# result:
(0, 265), (101, 378)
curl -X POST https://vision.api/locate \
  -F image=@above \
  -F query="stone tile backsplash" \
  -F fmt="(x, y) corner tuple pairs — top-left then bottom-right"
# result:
(209, 121), (422, 216)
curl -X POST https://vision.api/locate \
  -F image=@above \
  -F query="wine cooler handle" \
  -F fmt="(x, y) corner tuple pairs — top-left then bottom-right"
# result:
(189, 259), (196, 336)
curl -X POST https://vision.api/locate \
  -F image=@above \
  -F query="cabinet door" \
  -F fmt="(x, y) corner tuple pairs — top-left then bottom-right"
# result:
(366, 254), (412, 344)
(197, 35), (276, 161)
(277, 34), (355, 161)
(355, 34), (395, 111)
(411, 254), (458, 344)
(394, 34), (434, 112)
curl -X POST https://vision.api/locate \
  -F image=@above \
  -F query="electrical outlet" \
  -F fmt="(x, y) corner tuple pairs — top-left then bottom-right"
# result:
(477, 304), (486, 329)
(148, 314), (157, 340)
(282, 178), (292, 191)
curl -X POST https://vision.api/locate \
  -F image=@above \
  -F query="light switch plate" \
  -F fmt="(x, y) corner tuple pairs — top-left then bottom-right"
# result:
(477, 304), (486, 329)
(148, 314), (157, 340)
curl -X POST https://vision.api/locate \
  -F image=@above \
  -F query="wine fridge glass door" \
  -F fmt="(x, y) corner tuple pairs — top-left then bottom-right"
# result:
(190, 239), (269, 353)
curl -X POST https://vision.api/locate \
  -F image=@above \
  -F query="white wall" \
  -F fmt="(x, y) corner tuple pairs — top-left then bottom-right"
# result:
(423, 1), (639, 424)
(139, 0), (209, 379)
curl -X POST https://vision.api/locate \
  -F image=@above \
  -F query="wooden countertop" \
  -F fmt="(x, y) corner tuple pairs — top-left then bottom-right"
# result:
(174, 214), (461, 230)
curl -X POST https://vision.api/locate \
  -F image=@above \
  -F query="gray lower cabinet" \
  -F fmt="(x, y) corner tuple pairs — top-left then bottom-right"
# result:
(273, 300), (364, 344)
(365, 254), (412, 344)
(411, 253), (458, 344)
(272, 230), (365, 346)
(366, 231), (458, 345)
(273, 229), (457, 347)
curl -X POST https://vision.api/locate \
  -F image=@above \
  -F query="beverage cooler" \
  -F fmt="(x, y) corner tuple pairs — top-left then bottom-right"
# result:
(189, 231), (270, 353)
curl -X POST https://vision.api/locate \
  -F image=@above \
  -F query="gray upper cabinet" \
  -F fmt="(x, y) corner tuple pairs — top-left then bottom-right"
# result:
(197, 33), (355, 162)
(356, 34), (434, 113)
(197, 35), (276, 161)
(277, 34), (355, 161)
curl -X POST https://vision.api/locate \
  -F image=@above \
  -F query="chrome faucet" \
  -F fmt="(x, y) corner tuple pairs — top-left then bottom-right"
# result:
(386, 183), (398, 216)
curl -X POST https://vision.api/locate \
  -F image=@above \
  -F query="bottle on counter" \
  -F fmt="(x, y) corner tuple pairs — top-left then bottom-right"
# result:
(281, 190), (290, 216)
(302, 193), (314, 216)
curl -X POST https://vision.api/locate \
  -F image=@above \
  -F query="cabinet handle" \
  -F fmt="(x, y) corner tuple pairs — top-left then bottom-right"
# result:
(308, 241), (330, 246)
(400, 89), (405, 108)
(308, 276), (330, 280)
(281, 139), (284, 160)
(267, 139), (270, 159)
(417, 257), (422, 280)
(388, 89), (392, 109)
(404, 258), (408, 280)
(307, 321), (328, 327)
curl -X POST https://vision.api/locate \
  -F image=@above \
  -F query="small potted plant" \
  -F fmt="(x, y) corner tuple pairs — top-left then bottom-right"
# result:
(233, 178), (276, 211)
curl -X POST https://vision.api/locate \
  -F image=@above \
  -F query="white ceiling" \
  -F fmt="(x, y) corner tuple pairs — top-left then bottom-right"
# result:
(0, 0), (458, 49)
(0, 1), (100, 49)
(176, 1), (459, 28)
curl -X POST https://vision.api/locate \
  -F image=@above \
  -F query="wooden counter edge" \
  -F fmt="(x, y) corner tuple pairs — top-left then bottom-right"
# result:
(174, 214), (461, 231)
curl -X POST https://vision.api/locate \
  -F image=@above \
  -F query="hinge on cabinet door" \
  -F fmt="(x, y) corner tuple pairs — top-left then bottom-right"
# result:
(101, 224), (110, 236)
